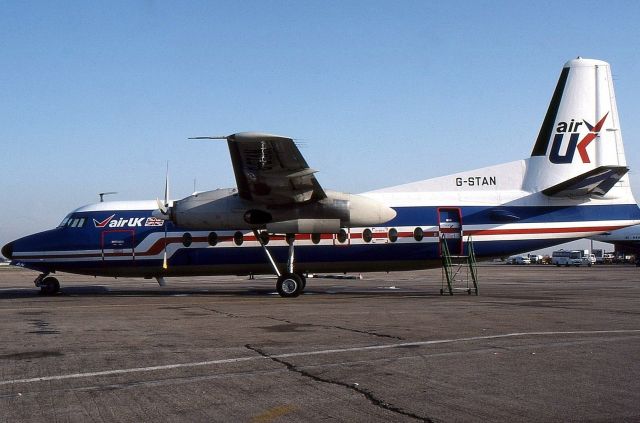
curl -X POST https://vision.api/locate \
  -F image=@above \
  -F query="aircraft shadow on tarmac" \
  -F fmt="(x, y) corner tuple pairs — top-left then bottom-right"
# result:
(0, 284), (436, 300)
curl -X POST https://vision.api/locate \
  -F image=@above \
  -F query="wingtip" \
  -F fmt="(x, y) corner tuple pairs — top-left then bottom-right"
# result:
(188, 136), (229, 140)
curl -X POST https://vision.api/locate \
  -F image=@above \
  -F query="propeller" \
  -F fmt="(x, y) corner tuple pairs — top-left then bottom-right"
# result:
(162, 222), (168, 270)
(155, 163), (170, 270)
(156, 163), (170, 218)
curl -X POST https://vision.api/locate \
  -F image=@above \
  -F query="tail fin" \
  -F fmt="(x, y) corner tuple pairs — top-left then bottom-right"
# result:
(524, 57), (630, 197)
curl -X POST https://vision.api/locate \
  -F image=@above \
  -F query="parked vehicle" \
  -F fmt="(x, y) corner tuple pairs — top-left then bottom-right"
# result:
(527, 254), (543, 264)
(551, 250), (583, 266)
(507, 255), (532, 265)
(582, 254), (596, 266)
(602, 253), (615, 264)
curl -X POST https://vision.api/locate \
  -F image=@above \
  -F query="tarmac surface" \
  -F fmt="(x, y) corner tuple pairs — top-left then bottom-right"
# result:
(0, 264), (638, 422)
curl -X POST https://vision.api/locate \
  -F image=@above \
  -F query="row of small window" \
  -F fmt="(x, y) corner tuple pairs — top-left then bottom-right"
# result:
(179, 227), (427, 247)
(59, 217), (86, 228)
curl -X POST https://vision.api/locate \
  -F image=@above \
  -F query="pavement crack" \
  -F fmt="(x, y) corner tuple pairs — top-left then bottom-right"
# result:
(331, 325), (404, 340)
(197, 307), (243, 318)
(265, 317), (403, 340)
(245, 344), (432, 422)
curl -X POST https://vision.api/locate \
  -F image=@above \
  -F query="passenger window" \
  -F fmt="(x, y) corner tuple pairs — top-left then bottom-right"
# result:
(388, 228), (398, 243)
(182, 233), (192, 247)
(362, 228), (372, 243)
(234, 231), (244, 246)
(259, 231), (270, 245)
(311, 233), (321, 244)
(208, 232), (218, 246)
(337, 229), (348, 243)
(413, 227), (424, 241)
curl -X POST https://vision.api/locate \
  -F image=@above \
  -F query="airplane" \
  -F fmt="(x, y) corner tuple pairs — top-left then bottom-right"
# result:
(590, 224), (640, 256)
(3, 57), (640, 297)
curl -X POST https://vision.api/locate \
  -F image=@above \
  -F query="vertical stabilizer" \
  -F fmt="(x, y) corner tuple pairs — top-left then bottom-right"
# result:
(524, 58), (629, 197)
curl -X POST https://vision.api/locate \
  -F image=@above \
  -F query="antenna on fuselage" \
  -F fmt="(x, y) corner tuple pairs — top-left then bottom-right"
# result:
(98, 192), (118, 202)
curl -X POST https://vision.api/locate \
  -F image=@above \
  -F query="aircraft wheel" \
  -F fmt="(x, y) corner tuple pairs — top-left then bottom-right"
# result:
(276, 274), (303, 298)
(296, 273), (307, 291)
(40, 277), (60, 295)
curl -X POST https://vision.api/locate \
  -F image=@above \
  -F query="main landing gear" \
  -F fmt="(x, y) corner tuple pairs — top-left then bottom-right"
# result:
(34, 273), (60, 295)
(254, 230), (306, 298)
(276, 273), (307, 298)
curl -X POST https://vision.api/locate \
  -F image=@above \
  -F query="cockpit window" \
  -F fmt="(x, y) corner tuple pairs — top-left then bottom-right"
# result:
(58, 215), (71, 228)
(71, 218), (85, 228)
(59, 215), (86, 228)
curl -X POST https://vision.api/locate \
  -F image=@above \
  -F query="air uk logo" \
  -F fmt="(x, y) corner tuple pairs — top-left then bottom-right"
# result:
(93, 214), (164, 228)
(549, 113), (609, 164)
(93, 214), (115, 228)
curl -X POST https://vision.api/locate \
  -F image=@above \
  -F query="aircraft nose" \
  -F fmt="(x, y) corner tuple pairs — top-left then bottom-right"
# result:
(2, 241), (13, 260)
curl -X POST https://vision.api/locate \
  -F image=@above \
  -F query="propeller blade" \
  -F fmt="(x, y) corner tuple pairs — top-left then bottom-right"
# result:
(157, 162), (171, 270)
(162, 218), (169, 270)
(163, 163), (170, 208)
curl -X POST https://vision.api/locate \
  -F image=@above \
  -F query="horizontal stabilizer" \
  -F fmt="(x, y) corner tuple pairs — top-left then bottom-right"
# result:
(542, 165), (628, 197)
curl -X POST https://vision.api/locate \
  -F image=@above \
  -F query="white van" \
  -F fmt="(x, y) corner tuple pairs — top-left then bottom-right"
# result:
(507, 255), (531, 265)
(582, 254), (596, 266)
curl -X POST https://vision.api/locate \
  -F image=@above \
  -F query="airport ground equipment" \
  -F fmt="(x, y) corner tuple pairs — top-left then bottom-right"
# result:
(440, 235), (478, 296)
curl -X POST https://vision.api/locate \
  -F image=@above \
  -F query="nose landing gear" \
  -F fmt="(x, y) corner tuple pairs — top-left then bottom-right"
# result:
(34, 274), (60, 295)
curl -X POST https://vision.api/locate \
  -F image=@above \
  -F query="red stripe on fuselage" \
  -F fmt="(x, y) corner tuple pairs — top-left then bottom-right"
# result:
(465, 225), (624, 236)
(13, 224), (628, 261)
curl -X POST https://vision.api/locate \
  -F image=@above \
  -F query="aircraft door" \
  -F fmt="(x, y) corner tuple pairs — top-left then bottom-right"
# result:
(438, 208), (462, 255)
(101, 230), (135, 261)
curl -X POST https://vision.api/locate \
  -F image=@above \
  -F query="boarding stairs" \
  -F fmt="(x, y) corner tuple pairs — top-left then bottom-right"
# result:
(440, 235), (479, 295)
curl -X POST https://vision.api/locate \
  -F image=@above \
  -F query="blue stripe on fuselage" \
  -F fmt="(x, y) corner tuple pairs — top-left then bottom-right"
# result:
(9, 202), (640, 275)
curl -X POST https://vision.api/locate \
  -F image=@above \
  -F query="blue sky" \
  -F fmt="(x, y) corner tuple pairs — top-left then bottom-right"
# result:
(2, 1), (640, 251)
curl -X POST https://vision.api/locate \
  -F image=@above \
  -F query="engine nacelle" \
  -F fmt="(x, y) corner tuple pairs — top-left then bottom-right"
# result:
(266, 219), (341, 234)
(167, 188), (253, 229)
(158, 188), (396, 232)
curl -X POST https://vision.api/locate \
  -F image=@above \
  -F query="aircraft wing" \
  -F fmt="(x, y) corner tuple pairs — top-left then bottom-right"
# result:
(194, 132), (327, 205)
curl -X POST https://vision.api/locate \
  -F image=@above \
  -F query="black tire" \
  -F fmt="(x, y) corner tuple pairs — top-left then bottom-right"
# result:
(276, 274), (303, 298)
(40, 276), (60, 295)
(296, 273), (307, 291)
